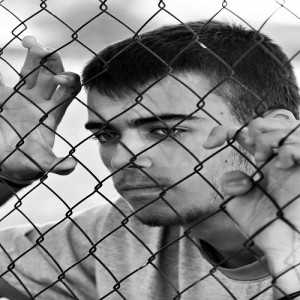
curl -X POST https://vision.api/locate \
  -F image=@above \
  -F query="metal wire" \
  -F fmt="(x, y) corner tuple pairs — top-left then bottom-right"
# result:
(0, 0), (299, 299)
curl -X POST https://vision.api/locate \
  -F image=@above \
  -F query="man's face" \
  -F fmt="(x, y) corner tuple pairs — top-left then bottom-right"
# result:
(86, 73), (241, 226)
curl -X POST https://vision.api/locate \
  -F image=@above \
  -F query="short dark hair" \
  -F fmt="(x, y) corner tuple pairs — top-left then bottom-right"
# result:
(82, 20), (300, 123)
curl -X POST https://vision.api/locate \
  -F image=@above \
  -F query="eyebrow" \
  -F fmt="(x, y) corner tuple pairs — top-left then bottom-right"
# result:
(85, 113), (203, 130)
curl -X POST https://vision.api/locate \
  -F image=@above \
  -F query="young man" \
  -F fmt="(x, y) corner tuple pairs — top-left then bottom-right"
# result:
(0, 21), (300, 299)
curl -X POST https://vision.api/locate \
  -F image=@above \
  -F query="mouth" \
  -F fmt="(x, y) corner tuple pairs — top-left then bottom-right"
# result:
(119, 186), (166, 193)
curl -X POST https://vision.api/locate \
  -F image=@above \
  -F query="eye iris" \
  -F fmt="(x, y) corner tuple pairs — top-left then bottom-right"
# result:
(165, 128), (179, 135)
(103, 133), (113, 140)
(97, 132), (116, 142)
(154, 128), (182, 137)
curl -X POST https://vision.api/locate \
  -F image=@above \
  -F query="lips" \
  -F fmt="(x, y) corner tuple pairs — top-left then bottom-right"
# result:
(113, 172), (171, 193)
(118, 185), (166, 192)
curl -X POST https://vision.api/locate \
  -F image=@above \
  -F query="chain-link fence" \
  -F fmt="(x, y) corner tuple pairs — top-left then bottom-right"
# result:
(0, 0), (300, 299)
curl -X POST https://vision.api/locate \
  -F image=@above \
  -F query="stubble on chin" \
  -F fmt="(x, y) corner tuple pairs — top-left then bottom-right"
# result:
(131, 194), (222, 227)
(125, 148), (253, 227)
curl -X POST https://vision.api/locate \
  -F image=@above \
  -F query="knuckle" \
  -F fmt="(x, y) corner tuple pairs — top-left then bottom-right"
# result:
(41, 65), (55, 75)
(278, 144), (293, 156)
(46, 48), (61, 59)
(29, 46), (47, 58)
(248, 117), (264, 129)
(254, 133), (266, 145)
(279, 130), (298, 145)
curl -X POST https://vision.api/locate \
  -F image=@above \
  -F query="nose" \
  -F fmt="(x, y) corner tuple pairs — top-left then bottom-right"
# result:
(110, 135), (153, 170)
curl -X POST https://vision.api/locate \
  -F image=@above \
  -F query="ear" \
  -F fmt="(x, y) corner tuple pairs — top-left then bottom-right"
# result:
(263, 109), (296, 120)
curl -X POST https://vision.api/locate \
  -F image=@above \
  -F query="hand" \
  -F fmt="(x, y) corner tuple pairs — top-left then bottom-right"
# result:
(0, 36), (81, 184)
(203, 112), (300, 258)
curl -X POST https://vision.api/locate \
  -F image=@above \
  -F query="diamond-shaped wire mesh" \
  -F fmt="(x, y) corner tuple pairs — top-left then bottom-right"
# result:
(0, 0), (300, 299)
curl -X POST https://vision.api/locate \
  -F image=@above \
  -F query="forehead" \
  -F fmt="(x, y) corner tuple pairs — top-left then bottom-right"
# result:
(87, 73), (233, 124)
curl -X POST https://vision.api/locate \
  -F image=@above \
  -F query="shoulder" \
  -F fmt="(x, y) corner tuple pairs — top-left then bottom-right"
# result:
(71, 197), (132, 229)
(69, 197), (146, 239)
(0, 198), (167, 255)
(75, 197), (167, 246)
(0, 198), (131, 250)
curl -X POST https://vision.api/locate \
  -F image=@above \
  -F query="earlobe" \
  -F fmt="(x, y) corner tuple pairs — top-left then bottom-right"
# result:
(263, 109), (295, 120)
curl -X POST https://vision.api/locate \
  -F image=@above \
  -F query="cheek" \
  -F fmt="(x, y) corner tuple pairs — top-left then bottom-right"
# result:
(201, 148), (234, 180)
(159, 143), (203, 172)
(99, 148), (112, 169)
(179, 138), (207, 163)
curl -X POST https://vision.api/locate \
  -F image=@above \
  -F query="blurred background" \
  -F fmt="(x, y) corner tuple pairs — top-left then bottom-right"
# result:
(0, 0), (299, 227)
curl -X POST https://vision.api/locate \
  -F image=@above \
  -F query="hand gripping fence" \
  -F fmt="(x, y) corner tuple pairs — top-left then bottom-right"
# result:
(0, 0), (300, 299)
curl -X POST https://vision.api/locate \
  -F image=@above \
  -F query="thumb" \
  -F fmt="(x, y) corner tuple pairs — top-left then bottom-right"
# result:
(50, 156), (77, 175)
(221, 171), (253, 197)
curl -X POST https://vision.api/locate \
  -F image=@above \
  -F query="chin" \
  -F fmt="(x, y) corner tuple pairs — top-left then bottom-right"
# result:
(133, 204), (220, 227)
(133, 207), (203, 227)
(134, 213), (184, 227)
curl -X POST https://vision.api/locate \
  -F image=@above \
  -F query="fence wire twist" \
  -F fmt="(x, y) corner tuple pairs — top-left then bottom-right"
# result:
(0, 0), (299, 299)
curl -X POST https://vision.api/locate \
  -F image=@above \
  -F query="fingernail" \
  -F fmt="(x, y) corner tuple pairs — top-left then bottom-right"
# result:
(222, 178), (249, 195)
(222, 174), (249, 188)
(223, 178), (249, 188)
(221, 172), (251, 195)
(58, 74), (71, 80)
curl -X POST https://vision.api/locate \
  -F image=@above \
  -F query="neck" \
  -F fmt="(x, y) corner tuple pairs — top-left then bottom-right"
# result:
(185, 211), (265, 269)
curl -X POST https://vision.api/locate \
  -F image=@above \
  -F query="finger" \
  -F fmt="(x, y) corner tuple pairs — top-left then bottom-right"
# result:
(29, 147), (77, 176)
(22, 35), (41, 49)
(53, 72), (81, 92)
(50, 72), (81, 123)
(203, 125), (238, 148)
(21, 36), (47, 89)
(31, 47), (64, 99)
(247, 117), (299, 145)
(221, 171), (253, 197)
(203, 125), (255, 154)
(253, 130), (300, 165)
(276, 144), (300, 169)
(51, 156), (77, 175)
(253, 131), (284, 164)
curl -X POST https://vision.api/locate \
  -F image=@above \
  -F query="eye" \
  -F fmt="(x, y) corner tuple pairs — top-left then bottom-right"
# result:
(151, 127), (188, 138)
(92, 131), (119, 144)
